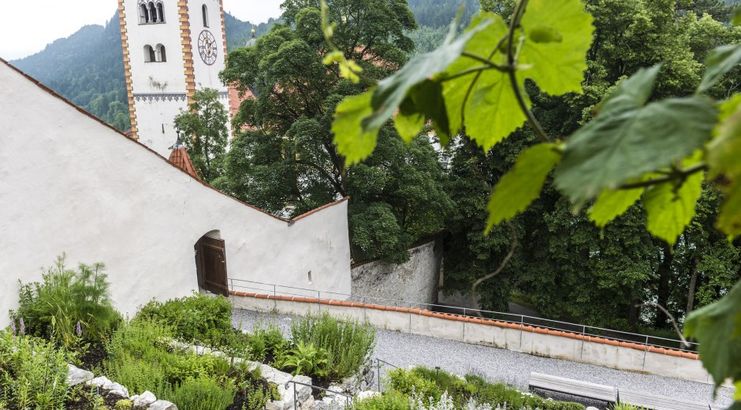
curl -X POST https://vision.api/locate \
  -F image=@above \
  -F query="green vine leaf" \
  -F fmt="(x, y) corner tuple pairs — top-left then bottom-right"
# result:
(364, 19), (491, 133)
(588, 186), (645, 229)
(520, 0), (595, 95)
(709, 94), (741, 237)
(555, 66), (717, 204)
(332, 90), (378, 166)
(642, 157), (704, 245)
(685, 280), (741, 388)
(486, 143), (562, 231)
(443, 13), (524, 150)
(698, 44), (741, 94)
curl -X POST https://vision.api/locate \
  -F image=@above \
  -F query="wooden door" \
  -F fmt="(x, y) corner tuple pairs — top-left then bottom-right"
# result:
(195, 236), (229, 296)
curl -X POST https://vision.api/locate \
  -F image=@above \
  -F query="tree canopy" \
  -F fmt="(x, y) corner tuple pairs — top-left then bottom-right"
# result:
(220, 0), (453, 262)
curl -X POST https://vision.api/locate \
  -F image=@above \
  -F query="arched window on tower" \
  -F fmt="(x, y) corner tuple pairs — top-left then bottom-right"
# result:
(148, 2), (158, 23)
(156, 44), (167, 62)
(156, 2), (165, 23)
(144, 45), (156, 62)
(139, 3), (150, 23)
(202, 4), (209, 27)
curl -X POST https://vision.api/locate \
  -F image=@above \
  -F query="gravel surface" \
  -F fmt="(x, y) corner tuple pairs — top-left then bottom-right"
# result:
(233, 309), (734, 408)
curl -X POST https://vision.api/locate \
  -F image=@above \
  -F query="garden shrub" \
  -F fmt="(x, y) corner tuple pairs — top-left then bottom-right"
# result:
(162, 375), (235, 410)
(0, 331), (70, 409)
(352, 391), (410, 410)
(277, 341), (330, 379)
(248, 325), (288, 364)
(290, 313), (375, 381)
(10, 256), (121, 349)
(136, 293), (233, 347)
(229, 363), (280, 410)
(388, 367), (584, 410)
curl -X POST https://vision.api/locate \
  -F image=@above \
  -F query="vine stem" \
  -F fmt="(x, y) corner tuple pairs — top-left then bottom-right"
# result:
(618, 164), (708, 190)
(506, 0), (550, 143)
(469, 223), (518, 317)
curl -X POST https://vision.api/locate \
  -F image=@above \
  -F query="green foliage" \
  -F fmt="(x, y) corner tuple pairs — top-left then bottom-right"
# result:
(10, 256), (121, 349)
(174, 89), (229, 183)
(643, 157), (705, 245)
(11, 14), (130, 131)
(685, 281), (741, 386)
(0, 332), (70, 409)
(699, 44), (741, 93)
(135, 293), (234, 347)
(114, 399), (133, 410)
(248, 325), (289, 364)
(487, 142), (561, 229)
(386, 367), (583, 410)
(221, 0), (451, 263)
(352, 390), (410, 410)
(290, 313), (375, 381)
(162, 375), (236, 410)
(555, 66), (717, 205)
(708, 94), (741, 236)
(278, 341), (330, 378)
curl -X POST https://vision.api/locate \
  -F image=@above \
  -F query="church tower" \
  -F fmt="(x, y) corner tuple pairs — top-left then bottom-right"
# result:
(117, 0), (230, 156)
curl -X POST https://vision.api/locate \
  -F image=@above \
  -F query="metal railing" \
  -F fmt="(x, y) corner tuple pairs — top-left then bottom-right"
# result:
(229, 278), (698, 352)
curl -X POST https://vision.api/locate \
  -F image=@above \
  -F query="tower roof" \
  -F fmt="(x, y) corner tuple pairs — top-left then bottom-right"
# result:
(168, 146), (201, 181)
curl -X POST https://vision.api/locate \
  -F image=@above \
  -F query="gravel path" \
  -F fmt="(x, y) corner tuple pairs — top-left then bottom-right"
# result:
(233, 309), (734, 408)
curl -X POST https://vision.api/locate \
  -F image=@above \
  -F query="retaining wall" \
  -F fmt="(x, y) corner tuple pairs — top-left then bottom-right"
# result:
(230, 292), (715, 386)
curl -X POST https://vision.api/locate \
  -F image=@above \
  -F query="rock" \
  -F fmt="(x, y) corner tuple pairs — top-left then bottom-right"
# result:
(586, 408), (600, 410)
(132, 391), (157, 408)
(357, 391), (380, 400)
(67, 364), (94, 386)
(88, 376), (112, 388)
(87, 376), (129, 398)
(147, 400), (178, 410)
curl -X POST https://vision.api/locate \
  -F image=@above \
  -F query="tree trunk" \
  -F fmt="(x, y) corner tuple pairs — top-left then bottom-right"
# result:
(685, 257), (699, 315)
(654, 242), (674, 328)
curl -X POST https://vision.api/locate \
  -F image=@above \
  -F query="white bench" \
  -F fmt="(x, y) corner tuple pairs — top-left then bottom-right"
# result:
(620, 390), (713, 410)
(529, 372), (617, 402)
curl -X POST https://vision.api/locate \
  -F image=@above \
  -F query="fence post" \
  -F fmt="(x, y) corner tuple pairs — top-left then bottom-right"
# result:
(291, 382), (297, 410)
(519, 315), (525, 351)
(273, 284), (276, 297)
(642, 335), (649, 370)
(376, 359), (381, 392)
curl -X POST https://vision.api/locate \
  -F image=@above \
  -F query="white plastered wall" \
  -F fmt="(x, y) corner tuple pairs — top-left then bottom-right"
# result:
(0, 62), (352, 327)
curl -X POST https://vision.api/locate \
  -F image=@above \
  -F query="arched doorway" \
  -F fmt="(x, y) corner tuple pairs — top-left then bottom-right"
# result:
(194, 231), (228, 296)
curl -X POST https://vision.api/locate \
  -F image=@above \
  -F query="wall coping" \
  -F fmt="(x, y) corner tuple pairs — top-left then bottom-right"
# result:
(229, 290), (699, 361)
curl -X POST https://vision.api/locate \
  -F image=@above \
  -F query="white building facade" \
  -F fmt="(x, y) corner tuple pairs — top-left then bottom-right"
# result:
(0, 60), (352, 327)
(118, 0), (231, 156)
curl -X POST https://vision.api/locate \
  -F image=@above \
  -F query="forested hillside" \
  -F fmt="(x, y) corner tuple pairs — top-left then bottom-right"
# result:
(12, 17), (130, 130)
(10, 12), (274, 131)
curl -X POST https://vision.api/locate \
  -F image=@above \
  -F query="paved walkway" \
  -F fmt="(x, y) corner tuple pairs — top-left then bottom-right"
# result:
(233, 309), (734, 408)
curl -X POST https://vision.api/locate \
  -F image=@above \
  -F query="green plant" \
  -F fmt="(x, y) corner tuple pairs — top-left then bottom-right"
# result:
(352, 391), (410, 410)
(115, 399), (134, 409)
(162, 375), (236, 410)
(613, 404), (643, 410)
(135, 293), (234, 347)
(278, 341), (330, 379)
(248, 325), (288, 363)
(387, 367), (583, 410)
(105, 320), (232, 397)
(0, 331), (70, 409)
(10, 256), (121, 349)
(290, 313), (375, 381)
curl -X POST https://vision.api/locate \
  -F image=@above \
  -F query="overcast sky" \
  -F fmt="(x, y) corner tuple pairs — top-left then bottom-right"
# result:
(0, 0), (283, 60)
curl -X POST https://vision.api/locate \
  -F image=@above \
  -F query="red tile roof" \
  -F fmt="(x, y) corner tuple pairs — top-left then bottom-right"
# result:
(168, 147), (201, 181)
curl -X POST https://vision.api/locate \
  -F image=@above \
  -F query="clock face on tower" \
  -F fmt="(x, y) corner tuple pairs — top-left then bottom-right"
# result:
(198, 30), (218, 65)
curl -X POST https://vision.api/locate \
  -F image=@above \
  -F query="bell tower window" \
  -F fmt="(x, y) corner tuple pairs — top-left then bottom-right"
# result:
(156, 44), (167, 62)
(139, 3), (150, 23)
(139, 0), (165, 24)
(202, 4), (209, 27)
(144, 45), (156, 62)
(157, 2), (165, 23)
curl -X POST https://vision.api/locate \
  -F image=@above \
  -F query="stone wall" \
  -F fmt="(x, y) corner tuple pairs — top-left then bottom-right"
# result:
(351, 240), (442, 306)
